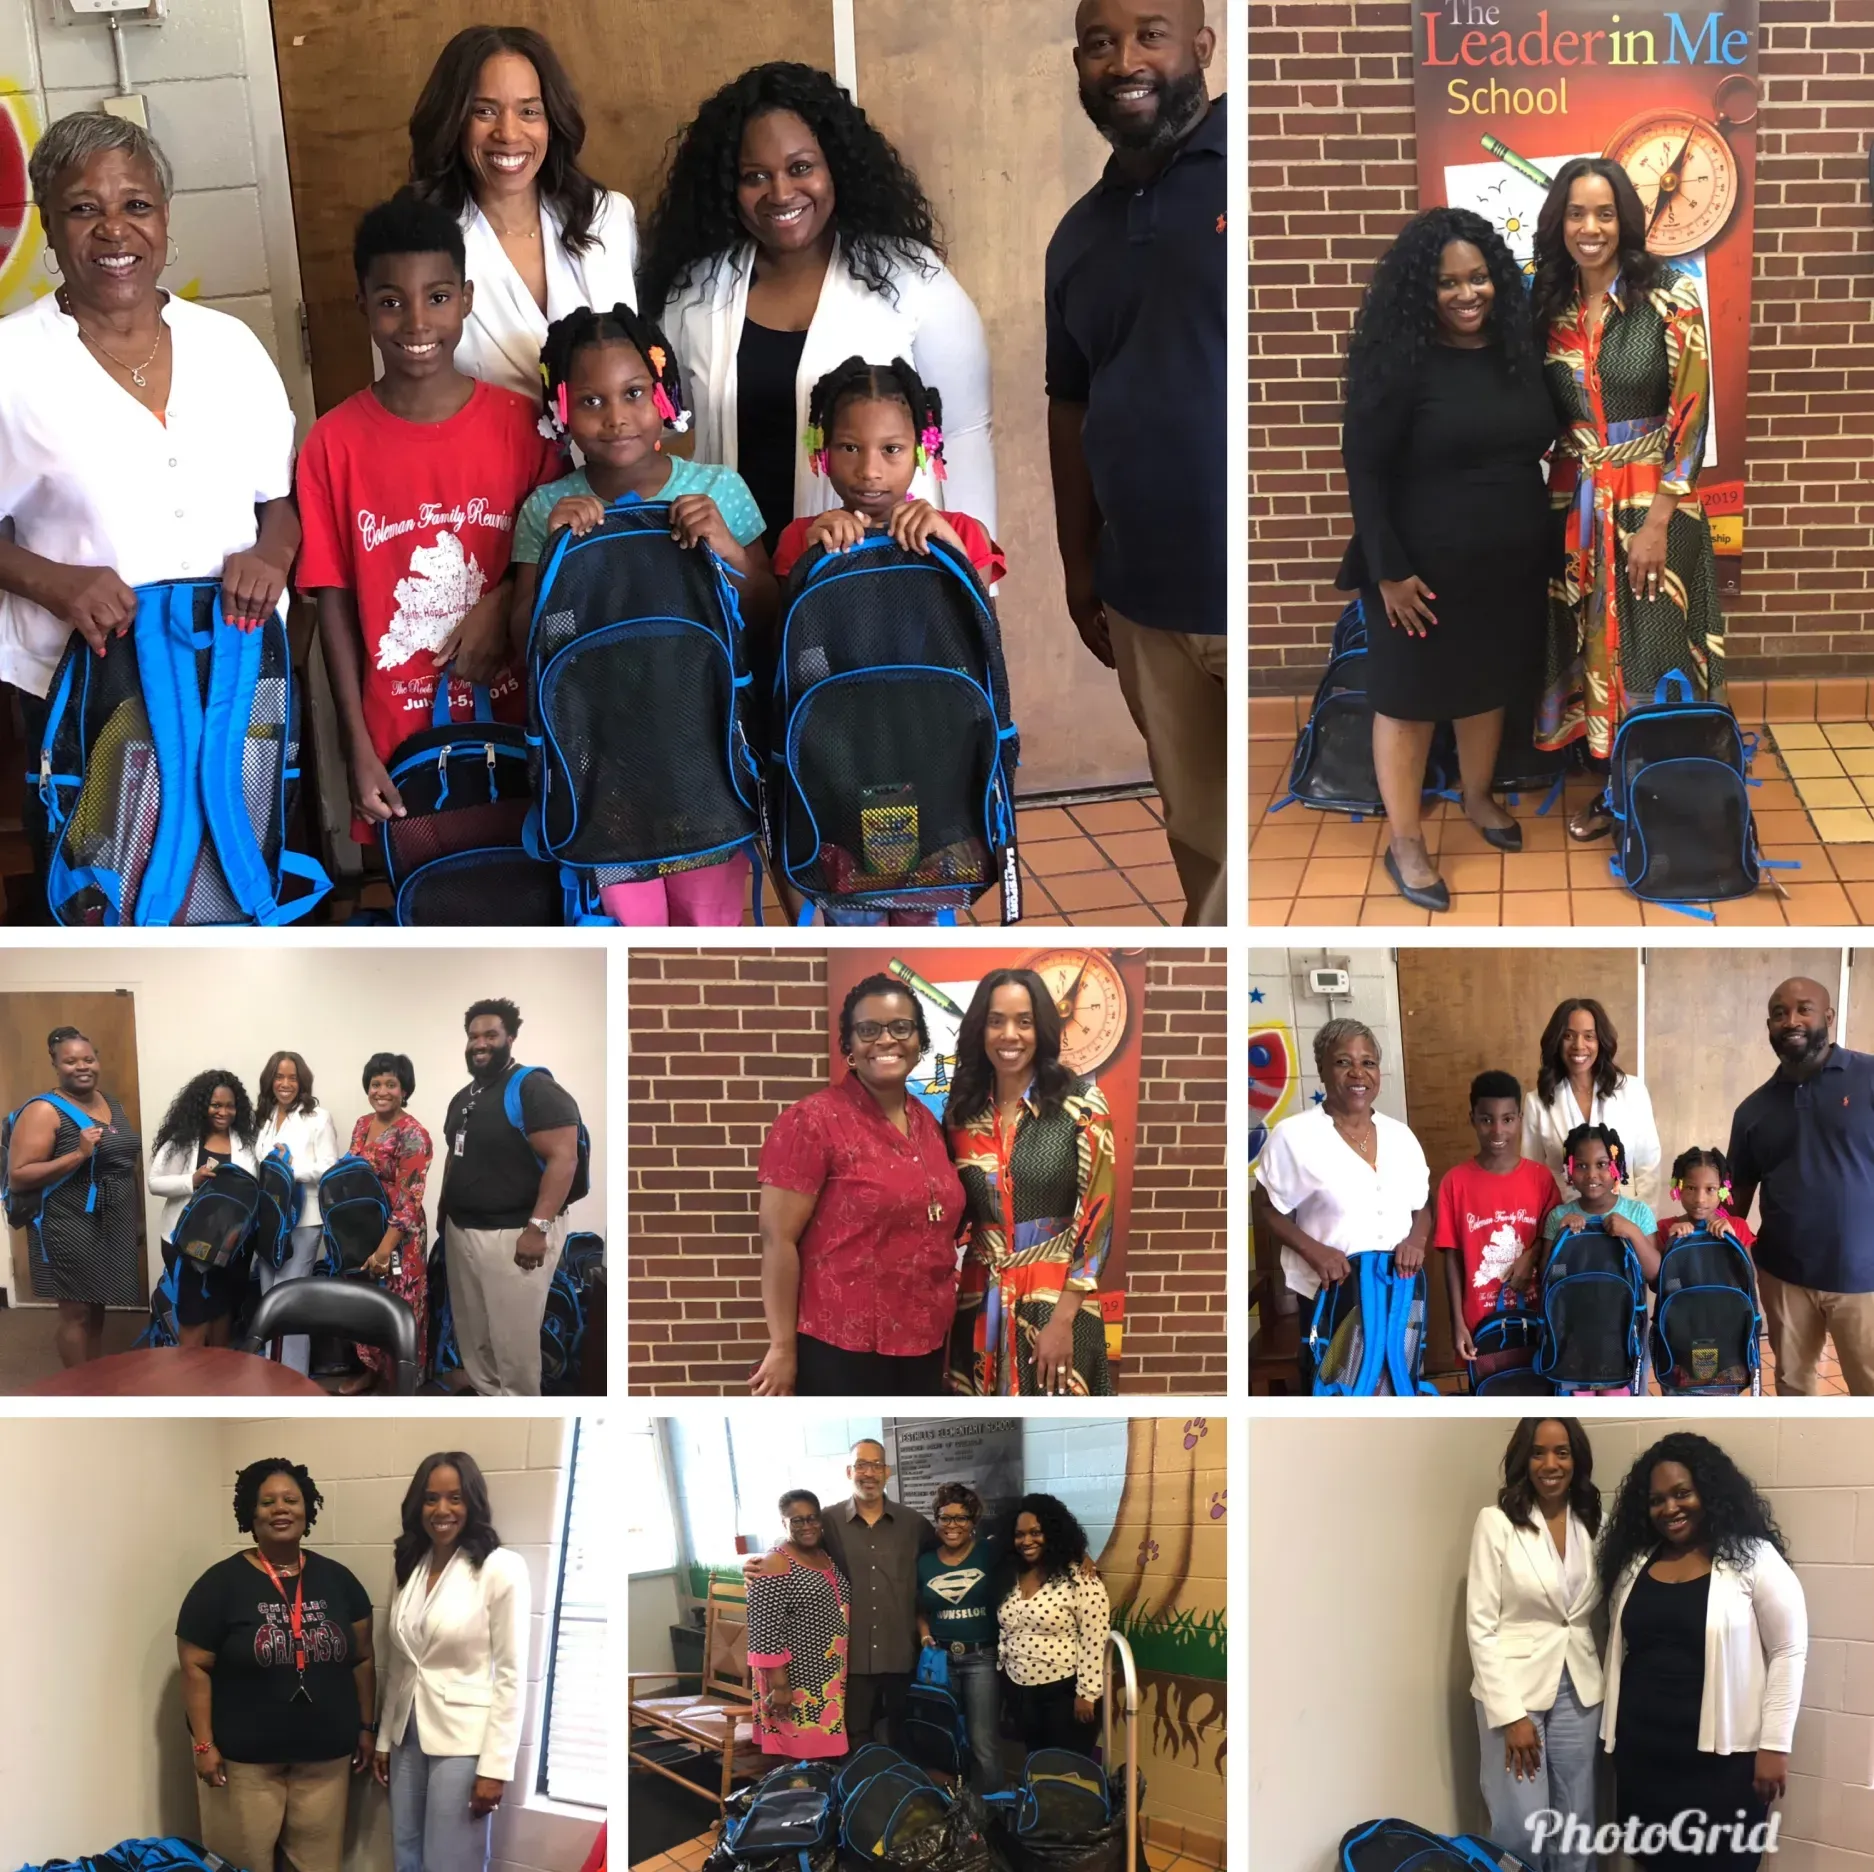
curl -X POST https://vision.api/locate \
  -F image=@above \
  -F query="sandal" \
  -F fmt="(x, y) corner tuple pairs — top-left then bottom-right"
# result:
(1567, 793), (1613, 843)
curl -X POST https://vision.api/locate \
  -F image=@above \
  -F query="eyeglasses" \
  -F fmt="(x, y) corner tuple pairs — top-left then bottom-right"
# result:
(935, 1513), (976, 1526)
(852, 1020), (919, 1042)
(786, 1514), (822, 1529)
(850, 1459), (888, 1474)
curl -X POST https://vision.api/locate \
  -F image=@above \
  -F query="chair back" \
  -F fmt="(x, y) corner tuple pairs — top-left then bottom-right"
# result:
(702, 1576), (751, 1701)
(237, 1276), (419, 1395)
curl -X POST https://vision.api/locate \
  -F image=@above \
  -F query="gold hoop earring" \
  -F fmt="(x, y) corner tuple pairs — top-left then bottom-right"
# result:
(166, 238), (180, 265)
(41, 249), (60, 276)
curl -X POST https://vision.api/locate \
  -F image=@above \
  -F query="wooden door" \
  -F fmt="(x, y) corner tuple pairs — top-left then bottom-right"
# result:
(1645, 949), (1843, 1223)
(1396, 949), (1640, 1373)
(1, 991), (147, 1305)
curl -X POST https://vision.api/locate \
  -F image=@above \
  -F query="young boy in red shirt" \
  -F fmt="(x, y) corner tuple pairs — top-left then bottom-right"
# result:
(1434, 1070), (1562, 1363)
(295, 189), (559, 846)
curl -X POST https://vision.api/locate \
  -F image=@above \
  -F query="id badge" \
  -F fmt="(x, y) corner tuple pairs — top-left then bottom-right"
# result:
(453, 1127), (466, 1158)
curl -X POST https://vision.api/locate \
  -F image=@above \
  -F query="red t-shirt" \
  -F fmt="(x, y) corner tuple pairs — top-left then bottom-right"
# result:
(1434, 1158), (1563, 1331)
(1656, 1207), (1757, 1251)
(294, 381), (560, 839)
(772, 510), (1007, 585)
(756, 1072), (966, 1357)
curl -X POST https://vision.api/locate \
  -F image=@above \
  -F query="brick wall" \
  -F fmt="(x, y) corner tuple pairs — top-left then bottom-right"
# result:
(627, 949), (1228, 1395)
(1250, 0), (1874, 689)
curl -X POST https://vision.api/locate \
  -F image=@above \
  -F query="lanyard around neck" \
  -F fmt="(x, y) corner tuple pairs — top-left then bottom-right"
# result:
(258, 1553), (312, 1700)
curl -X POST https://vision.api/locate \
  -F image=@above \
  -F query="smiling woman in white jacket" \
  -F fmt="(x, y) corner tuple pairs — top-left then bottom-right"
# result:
(147, 1070), (259, 1352)
(641, 63), (994, 553)
(1523, 998), (1662, 1211)
(1598, 1433), (1806, 1872)
(1466, 1418), (1605, 1872)
(375, 1451), (531, 1872)
(252, 1051), (340, 1376)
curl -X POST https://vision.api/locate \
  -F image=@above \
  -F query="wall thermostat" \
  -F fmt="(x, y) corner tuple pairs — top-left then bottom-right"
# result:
(61, 0), (164, 18)
(1306, 967), (1352, 998)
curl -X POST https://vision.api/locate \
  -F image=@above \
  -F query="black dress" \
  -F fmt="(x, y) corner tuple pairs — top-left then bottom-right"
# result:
(1615, 1567), (1767, 1871)
(26, 1092), (141, 1306)
(737, 319), (810, 555)
(1338, 342), (1557, 722)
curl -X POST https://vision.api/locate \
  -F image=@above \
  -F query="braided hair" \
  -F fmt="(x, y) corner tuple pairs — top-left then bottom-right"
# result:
(537, 302), (690, 442)
(1562, 1122), (1628, 1189)
(804, 354), (945, 482)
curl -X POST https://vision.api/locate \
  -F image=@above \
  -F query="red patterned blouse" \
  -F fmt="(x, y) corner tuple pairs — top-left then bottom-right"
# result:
(758, 1073), (966, 1356)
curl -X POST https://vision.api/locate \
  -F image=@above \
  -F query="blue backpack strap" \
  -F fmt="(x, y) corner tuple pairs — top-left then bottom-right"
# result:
(431, 675), (495, 728)
(257, 850), (333, 925)
(132, 581), (213, 926)
(203, 612), (294, 922)
(1653, 668), (1695, 704)
(1353, 1253), (1391, 1396)
(1384, 1260), (1439, 1397)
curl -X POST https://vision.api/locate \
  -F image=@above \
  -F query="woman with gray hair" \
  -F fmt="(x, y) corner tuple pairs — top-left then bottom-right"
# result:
(1251, 1017), (1432, 1384)
(0, 112), (298, 912)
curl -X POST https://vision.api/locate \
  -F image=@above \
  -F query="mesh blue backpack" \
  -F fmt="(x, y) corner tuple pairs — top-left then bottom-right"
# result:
(524, 497), (762, 923)
(769, 536), (1021, 925)
(170, 1161), (262, 1271)
(1606, 669), (1765, 917)
(134, 1256), (184, 1348)
(252, 1145), (303, 1271)
(541, 1229), (603, 1393)
(35, 580), (330, 925)
(1309, 1252), (1439, 1396)
(1339, 1819), (1536, 1871)
(1650, 1225), (1763, 1395)
(1534, 1219), (1648, 1394)
(315, 1155), (392, 1276)
(17, 1841), (230, 1872)
(381, 681), (559, 926)
(901, 1643), (970, 1776)
(719, 1761), (838, 1872)
(1466, 1285), (1551, 1397)
(1, 1092), (103, 1256)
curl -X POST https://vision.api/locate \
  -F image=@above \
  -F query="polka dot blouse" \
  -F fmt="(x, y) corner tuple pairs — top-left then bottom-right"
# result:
(997, 1568), (1111, 1699)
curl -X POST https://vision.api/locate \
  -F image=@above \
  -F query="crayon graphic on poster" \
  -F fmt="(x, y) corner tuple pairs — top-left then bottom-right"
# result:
(1413, 2), (1757, 595)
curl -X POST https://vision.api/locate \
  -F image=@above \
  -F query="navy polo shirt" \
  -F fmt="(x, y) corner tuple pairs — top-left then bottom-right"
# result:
(1044, 93), (1228, 637)
(1727, 1044), (1874, 1293)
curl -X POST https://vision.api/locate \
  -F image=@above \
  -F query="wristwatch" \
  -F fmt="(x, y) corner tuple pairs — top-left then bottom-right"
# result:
(527, 1217), (553, 1233)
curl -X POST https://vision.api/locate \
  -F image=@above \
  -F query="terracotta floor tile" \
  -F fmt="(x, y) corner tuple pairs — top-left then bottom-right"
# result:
(1571, 891), (1645, 926)
(1250, 895), (1293, 926)
(1299, 855), (1377, 896)
(1094, 827), (1174, 870)
(1027, 835), (1106, 877)
(1568, 846), (1618, 890)
(1641, 901), (1711, 926)
(1046, 868), (1145, 913)
(1825, 844), (1874, 881)
(1070, 796), (1160, 836)
(1729, 679), (1764, 721)
(1360, 895), (1431, 925)
(1780, 881), (1854, 923)
(1018, 806), (1080, 840)
(1766, 680), (1816, 718)
(1440, 851), (1503, 894)
(1501, 889), (1572, 926)
(1252, 822), (1318, 861)
(1517, 812), (1571, 851)
(1288, 895), (1363, 925)
(1782, 749), (1847, 779)
(1440, 894), (1505, 924)
(1130, 863), (1184, 915)
(1751, 779), (1801, 810)
(1797, 778), (1863, 811)
(1250, 694), (1299, 736)
(1756, 809), (1825, 846)
(1437, 818), (1503, 857)
(1710, 892), (1789, 926)
(1841, 750), (1874, 778)
(1827, 720), (1874, 748)
(1311, 817), (1383, 857)
(1817, 678), (1866, 719)
(1809, 808), (1874, 843)
(1502, 851), (1570, 891)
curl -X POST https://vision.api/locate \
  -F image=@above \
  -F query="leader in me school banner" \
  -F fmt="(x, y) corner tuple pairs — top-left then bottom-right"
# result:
(1413, 2), (1758, 594)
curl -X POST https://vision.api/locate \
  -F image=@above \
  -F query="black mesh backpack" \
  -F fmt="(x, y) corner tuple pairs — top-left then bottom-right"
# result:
(36, 580), (329, 925)
(170, 1162), (263, 1271)
(1534, 1220), (1648, 1394)
(1607, 669), (1762, 914)
(1467, 1287), (1551, 1397)
(315, 1156), (392, 1276)
(523, 497), (761, 922)
(1339, 1819), (1536, 1871)
(769, 534), (1021, 923)
(1650, 1226), (1763, 1394)
(380, 681), (560, 926)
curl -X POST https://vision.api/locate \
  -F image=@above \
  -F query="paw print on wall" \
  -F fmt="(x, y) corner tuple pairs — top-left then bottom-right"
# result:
(1136, 1538), (1160, 1566)
(1209, 1490), (1227, 1521)
(1182, 1418), (1207, 1449)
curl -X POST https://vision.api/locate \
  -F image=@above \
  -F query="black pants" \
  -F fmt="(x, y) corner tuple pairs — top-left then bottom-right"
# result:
(846, 1670), (910, 1748)
(1004, 1673), (1098, 1758)
(795, 1334), (944, 1397)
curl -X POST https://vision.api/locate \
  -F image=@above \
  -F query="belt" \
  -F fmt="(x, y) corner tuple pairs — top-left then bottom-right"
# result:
(946, 1639), (994, 1656)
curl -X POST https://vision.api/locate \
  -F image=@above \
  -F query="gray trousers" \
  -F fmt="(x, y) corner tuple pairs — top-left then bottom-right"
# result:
(389, 1715), (491, 1872)
(1475, 1666), (1600, 1872)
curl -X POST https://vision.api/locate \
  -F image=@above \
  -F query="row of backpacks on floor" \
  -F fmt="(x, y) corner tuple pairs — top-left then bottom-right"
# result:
(35, 512), (1021, 928)
(137, 1148), (600, 1392)
(1310, 1219), (1763, 1398)
(1281, 602), (1774, 917)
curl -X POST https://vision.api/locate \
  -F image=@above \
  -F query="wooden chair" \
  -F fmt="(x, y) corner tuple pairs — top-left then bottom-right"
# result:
(1248, 1267), (1304, 1396)
(627, 1576), (767, 1814)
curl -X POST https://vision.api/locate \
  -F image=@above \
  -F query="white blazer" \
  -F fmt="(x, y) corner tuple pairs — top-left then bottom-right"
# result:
(372, 191), (640, 402)
(378, 1545), (531, 1780)
(1600, 1542), (1807, 1755)
(254, 1103), (341, 1227)
(1522, 1075), (1663, 1211)
(148, 1137), (259, 1242)
(662, 239), (996, 535)
(1466, 1505), (1605, 1731)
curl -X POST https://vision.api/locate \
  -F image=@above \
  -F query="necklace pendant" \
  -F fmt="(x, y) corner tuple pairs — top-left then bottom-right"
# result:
(130, 367), (147, 388)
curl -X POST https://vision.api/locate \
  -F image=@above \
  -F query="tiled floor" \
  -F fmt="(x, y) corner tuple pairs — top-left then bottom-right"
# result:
(1252, 680), (1874, 926)
(631, 1820), (1226, 1872)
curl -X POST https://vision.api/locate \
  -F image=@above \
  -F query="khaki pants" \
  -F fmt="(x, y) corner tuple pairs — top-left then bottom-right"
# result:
(445, 1216), (565, 1396)
(197, 1756), (350, 1872)
(1107, 608), (1228, 925)
(1759, 1266), (1874, 1395)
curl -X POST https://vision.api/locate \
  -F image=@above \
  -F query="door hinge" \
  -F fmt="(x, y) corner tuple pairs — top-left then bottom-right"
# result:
(298, 301), (312, 369)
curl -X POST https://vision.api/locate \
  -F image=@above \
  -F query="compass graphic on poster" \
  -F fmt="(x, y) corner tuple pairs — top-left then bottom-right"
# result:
(1025, 948), (1131, 1078)
(1604, 74), (1756, 258)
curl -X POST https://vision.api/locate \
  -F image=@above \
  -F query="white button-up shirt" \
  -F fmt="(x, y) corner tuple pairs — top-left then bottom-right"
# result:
(0, 291), (296, 695)
(1256, 1103), (1432, 1298)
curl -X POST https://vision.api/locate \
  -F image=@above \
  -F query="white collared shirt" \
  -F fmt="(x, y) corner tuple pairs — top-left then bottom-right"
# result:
(1523, 1075), (1663, 1210)
(0, 292), (296, 695)
(1256, 1105), (1432, 1297)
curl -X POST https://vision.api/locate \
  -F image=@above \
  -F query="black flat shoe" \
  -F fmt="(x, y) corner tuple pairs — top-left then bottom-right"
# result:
(1384, 845), (1451, 912)
(1477, 819), (1524, 853)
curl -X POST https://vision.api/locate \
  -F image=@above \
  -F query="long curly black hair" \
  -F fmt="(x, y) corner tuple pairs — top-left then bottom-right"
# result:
(155, 1069), (255, 1155)
(1598, 1432), (1788, 1599)
(233, 1458), (323, 1534)
(393, 1451), (502, 1586)
(943, 968), (1077, 1127)
(1498, 1417), (1602, 1536)
(1345, 206), (1534, 408)
(638, 62), (942, 314)
(1530, 156), (1669, 338)
(993, 1491), (1093, 1593)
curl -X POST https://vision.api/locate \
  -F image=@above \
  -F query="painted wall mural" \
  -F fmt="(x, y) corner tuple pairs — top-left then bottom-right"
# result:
(0, 84), (44, 313)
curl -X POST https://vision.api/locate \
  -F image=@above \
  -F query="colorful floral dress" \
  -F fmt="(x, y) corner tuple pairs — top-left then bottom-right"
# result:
(746, 1551), (851, 1759)
(348, 1110), (431, 1378)
(946, 1077), (1117, 1397)
(1538, 267), (1724, 758)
